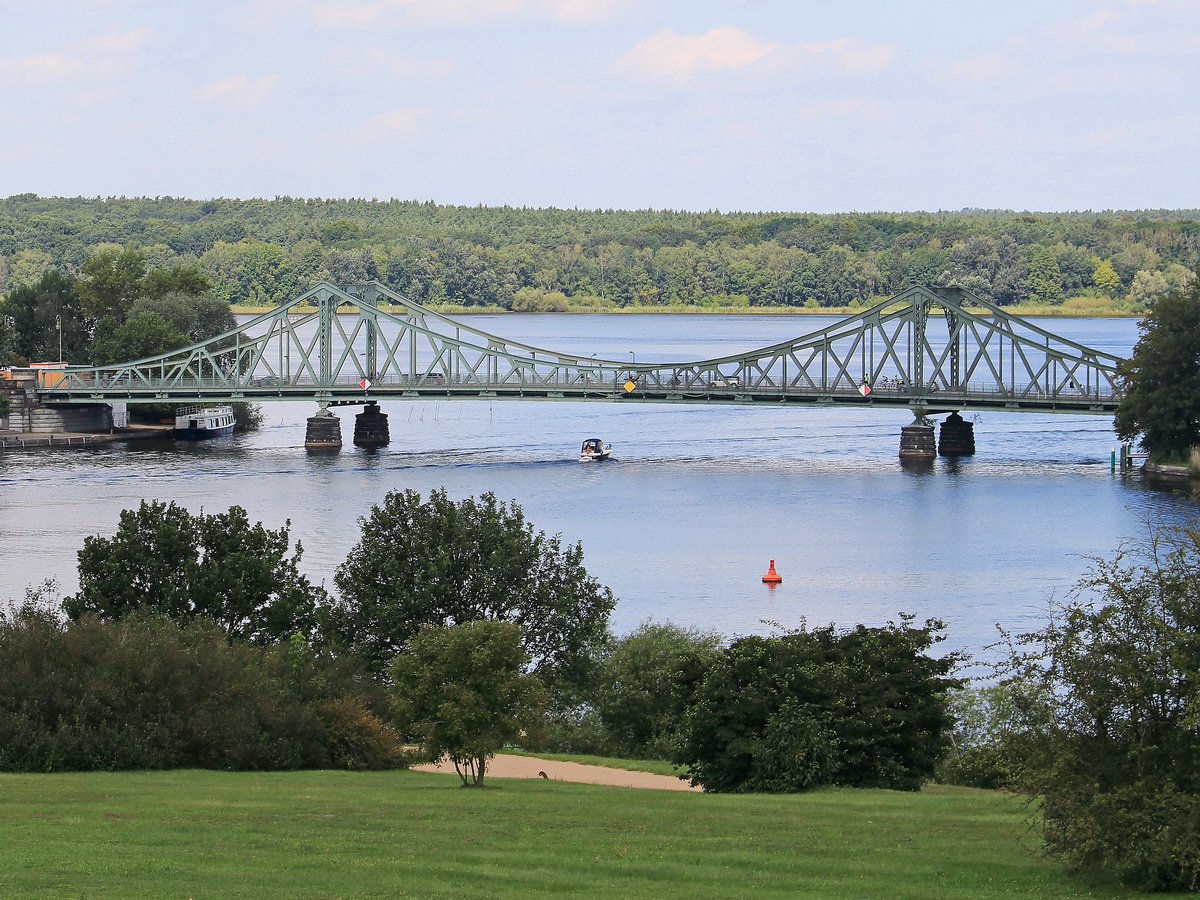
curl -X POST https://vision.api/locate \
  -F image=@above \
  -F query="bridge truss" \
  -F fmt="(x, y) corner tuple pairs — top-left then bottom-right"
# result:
(33, 282), (1123, 414)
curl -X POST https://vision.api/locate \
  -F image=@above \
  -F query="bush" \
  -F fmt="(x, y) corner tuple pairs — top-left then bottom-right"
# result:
(586, 622), (723, 760)
(672, 618), (960, 793)
(936, 679), (1053, 790)
(0, 595), (401, 772)
(1000, 521), (1200, 891)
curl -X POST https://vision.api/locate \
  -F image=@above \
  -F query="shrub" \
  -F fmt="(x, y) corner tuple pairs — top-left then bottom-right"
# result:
(673, 618), (960, 793)
(0, 597), (401, 772)
(1001, 521), (1200, 891)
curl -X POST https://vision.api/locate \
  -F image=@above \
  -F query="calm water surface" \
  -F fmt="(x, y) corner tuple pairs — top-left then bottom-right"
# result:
(1, 314), (1192, 669)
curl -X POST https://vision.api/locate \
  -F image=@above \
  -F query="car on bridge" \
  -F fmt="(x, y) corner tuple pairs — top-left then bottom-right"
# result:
(710, 375), (741, 389)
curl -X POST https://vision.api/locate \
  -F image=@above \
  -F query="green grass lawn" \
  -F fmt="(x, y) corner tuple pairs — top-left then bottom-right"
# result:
(0, 769), (1140, 899)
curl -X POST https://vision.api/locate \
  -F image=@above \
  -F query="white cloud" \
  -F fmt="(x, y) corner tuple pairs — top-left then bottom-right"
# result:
(616, 27), (781, 85)
(1061, 0), (1200, 54)
(332, 47), (454, 78)
(306, 0), (626, 29)
(78, 27), (154, 55)
(795, 98), (880, 122)
(792, 38), (895, 74)
(617, 29), (895, 85)
(357, 107), (427, 138)
(0, 25), (149, 87)
(942, 52), (1019, 83)
(197, 74), (280, 111)
(0, 54), (88, 79)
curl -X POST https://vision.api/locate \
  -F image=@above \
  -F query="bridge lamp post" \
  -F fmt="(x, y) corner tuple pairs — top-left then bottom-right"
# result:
(56, 315), (62, 362)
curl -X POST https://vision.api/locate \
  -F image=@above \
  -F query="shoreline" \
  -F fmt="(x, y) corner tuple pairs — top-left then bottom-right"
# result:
(0, 424), (171, 451)
(232, 303), (1140, 319)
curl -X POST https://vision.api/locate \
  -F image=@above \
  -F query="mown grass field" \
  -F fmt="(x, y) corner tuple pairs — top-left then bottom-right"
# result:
(0, 768), (1141, 899)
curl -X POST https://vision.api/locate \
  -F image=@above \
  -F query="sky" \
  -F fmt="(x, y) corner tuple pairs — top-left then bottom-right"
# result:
(1, 0), (1197, 213)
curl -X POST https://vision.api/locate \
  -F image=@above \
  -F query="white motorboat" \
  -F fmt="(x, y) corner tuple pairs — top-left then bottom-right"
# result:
(175, 404), (235, 439)
(579, 437), (612, 461)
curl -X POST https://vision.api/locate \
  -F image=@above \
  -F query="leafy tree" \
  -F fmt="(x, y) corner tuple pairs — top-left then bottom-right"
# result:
(936, 678), (1053, 789)
(126, 292), (235, 343)
(0, 308), (22, 367)
(1114, 271), (1200, 460)
(200, 239), (297, 306)
(66, 501), (327, 645)
(77, 247), (147, 321)
(591, 622), (724, 759)
(331, 489), (615, 696)
(391, 620), (546, 786)
(999, 519), (1200, 891)
(140, 263), (212, 300)
(1092, 259), (1122, 297)
(673, 618), (959, 793)
(1, 269), (90, 363)
(4, 248), (54, 292)
(1025, 244), (1064, 304)
(89, 312), (187, 365)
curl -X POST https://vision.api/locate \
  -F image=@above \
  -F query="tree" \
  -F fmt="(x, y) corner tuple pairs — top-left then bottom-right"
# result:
(1, 269), (90, 362)
(4, 249), (54, 293)
(89, 312), (187, 365)
(1092, 259), (1122, 297)
(66, 501), (327, 645)
(331, 490), (615, 696)
(126, 292), (235, 343)
(140, 263), (212, 300)
(999, 519), (1200, 891)
(591, 622), (724, 759)
(1114, 271), (1200, 461)
(390, 620), (546, 786)
(672, 618), (959, 793)
(936, 677), (1053, 789)
(1025, 244), (1064, 304)
(77, 247), (147, 321)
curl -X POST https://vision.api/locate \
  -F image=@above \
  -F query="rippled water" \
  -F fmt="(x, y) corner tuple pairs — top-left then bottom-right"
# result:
(1, 314), (1192, 668)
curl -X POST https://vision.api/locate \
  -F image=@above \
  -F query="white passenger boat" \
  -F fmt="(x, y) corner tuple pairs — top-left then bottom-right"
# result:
(579, 437), (612, 462)
(175, 405), (236, 439)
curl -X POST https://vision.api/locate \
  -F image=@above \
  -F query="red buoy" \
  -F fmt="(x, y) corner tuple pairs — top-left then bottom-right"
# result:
(762, 560), (782, 584)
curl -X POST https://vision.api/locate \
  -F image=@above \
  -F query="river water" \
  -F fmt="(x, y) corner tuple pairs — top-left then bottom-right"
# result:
(1, 313), (1193, 670)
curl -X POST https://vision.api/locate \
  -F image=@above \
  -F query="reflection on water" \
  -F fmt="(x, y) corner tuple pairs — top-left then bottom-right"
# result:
(0, 315), (1193, 671)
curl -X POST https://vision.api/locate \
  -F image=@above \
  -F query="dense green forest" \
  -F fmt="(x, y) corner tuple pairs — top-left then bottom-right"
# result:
(1, 194), (1198, 311)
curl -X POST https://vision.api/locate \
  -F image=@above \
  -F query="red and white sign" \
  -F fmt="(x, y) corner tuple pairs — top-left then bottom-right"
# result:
(360, 378), (372, 389)
(859, 383), (871, 396)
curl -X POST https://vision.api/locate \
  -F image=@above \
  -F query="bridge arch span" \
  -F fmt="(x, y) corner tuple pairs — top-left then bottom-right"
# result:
(30, 282), (1122, 416)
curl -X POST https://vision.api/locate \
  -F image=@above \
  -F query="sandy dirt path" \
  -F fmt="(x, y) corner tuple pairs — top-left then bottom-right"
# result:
(412, 754), (702, 791)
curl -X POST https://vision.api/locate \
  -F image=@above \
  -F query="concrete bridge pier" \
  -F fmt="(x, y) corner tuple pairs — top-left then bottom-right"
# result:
(938, 411), (976, 456)
(305, 406), (342, 451)
(899, 413), (936, 461)
(353, 402), (389, 448)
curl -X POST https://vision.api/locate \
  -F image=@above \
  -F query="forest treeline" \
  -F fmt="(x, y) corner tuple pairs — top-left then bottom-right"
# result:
(1, 194), (1198, 311)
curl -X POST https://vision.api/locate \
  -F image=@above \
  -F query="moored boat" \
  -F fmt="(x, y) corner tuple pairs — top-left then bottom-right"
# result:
(579, 437), (612, 462)
(175, 404), (235, 439)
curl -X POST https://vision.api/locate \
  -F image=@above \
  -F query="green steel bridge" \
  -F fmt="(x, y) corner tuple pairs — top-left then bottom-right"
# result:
(30, 282), (1123, 417)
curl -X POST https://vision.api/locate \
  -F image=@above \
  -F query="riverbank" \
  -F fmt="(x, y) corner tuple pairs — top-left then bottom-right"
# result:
(0, 424), (171, 451)
(232, 297), (1141, 318)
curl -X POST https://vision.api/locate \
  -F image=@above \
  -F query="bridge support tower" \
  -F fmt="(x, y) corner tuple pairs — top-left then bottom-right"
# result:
(305, 408), (341, 451)
(353, 402), (389, 448)
(899, 414), (936, 460)
(938, 411), (975, 456)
